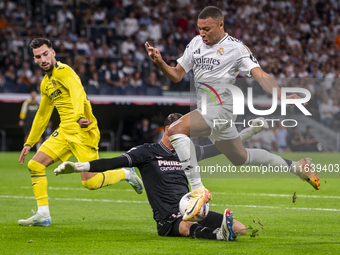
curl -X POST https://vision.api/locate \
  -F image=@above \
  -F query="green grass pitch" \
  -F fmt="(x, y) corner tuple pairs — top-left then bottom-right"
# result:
(1, 152), (340, 255)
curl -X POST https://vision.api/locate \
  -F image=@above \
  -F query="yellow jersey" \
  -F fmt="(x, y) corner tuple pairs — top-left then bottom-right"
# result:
(25, 61), (98, 147)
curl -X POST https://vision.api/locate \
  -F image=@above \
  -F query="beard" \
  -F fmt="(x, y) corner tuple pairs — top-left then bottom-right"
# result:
(40, 59), (55, 73)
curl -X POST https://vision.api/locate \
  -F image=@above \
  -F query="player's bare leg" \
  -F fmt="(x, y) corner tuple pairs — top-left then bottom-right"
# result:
(168, 110), (212, 221)
(81, 171), (97, 180)
(182, 210), (244, 240)
(169, 115), (269, 221)
(18, 152), (54, 226)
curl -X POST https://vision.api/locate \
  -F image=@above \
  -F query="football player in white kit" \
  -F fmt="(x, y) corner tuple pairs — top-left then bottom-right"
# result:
(145, 6), (320, 221)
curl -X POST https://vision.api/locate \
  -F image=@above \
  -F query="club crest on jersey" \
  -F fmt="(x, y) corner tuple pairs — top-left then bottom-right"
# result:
(216, 47), (224, 56)
(52, 79), (57, 87)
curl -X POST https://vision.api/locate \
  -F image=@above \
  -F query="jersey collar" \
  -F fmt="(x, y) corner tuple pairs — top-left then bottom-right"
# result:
(48, 60), (59, 79)
(158, 141), (177, 155)
(218, 33), (229, 44)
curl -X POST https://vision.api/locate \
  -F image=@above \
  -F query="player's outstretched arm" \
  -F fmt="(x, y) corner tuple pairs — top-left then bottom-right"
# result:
(251, 67), (282, 97)
(145, 42), (186, 83)
(54, 161), (78, 175)
(54, 155), (130, 175)
(251, 67), (302, 101)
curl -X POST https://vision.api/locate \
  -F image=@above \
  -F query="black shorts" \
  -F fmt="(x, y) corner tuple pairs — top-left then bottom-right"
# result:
(157, 212), (183, 237)
(156, 211), (223, 237)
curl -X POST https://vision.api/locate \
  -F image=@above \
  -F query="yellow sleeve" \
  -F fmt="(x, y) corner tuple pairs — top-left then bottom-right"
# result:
(25, 92), (54, 147)
(62, 68), (86, 123)
(19, 100), (28, 120)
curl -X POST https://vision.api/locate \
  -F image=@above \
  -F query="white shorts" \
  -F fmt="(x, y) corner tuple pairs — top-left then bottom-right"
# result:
(196, 105), (239, 143)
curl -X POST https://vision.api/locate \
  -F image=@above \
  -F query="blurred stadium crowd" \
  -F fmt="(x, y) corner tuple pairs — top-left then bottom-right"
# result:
(0, 0), (340, 130)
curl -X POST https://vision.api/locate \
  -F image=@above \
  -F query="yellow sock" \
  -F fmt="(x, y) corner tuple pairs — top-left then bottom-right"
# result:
(28, 160), (48, 207)
(82, 169), (126, 190)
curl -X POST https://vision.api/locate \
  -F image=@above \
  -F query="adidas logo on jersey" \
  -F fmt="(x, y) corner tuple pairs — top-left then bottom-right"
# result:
(193, 48), (200, 54)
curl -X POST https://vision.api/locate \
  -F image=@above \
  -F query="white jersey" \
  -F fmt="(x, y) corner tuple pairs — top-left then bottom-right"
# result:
(177, 33), (260, 109)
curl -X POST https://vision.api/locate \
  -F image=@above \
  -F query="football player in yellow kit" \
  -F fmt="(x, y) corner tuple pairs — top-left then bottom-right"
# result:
(18, 37), (143, 226)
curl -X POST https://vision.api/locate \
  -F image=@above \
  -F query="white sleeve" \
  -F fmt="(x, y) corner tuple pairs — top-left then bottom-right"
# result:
(235, 43), (260, 77)
(177, 39), (195, 73)
(118, 70), (124, 79)
(105, 70), (110, 80)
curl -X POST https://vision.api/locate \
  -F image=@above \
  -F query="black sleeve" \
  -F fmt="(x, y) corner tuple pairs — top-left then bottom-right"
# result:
(123, 144), (150, 167)
(89, 155), (129, 172)
(89, 144), (150, 172)
(195, 144), (222, 162)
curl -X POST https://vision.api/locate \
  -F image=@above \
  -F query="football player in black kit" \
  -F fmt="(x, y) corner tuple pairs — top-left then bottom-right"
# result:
(55, 113), (247, 241)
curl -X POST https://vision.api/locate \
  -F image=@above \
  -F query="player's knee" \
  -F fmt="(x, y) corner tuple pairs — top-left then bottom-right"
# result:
(81, 174), (103, 190)
(28, 159), (46, 175)
(27, 160), (35, 173)
(82, 179), (98, 190)
(167, 125), (177, 136)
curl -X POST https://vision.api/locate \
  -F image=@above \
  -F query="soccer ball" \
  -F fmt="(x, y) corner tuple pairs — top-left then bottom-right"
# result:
(179, 192), (209, 222)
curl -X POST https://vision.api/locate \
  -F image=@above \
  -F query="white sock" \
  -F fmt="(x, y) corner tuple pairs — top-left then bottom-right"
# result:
(123, 168), (131, 180)
(216, 230), (223, 240)
(38, 205), (50, 217)
(245, 148), (297, 174)
(169, 134), (202, 190)
(245, 148), (287, 166)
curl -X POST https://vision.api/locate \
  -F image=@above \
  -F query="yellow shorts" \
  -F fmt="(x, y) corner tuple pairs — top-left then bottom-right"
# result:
(38, 127), (100, 162)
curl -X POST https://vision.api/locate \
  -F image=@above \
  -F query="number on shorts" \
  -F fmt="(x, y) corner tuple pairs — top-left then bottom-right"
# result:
(51, 131), (59, 137)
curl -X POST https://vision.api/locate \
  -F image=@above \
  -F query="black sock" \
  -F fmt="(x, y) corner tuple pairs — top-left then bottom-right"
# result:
(189, 224), (217, 240)
(282, 157), (293, 167)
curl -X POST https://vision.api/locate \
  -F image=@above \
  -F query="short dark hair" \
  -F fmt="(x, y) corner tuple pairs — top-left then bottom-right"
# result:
(163, 113), (183, 129)
(29, 87), (38, 94)
(198, 6), (223, 21)
(29, 37), (52, 52)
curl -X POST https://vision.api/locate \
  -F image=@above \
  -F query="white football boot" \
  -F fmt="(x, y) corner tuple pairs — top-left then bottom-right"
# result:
(125, 167), (143, 194)
(18, 210), (51, 227)
(219, 208), (237, 241)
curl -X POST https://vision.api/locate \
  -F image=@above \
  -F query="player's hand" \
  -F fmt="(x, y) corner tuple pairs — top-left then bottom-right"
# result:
(287, 94), (308, 105)
(78, 118), (93, 128)
(19, 146), (31, 165)
(145, 42), (162, 63)
(18, 120), (24, 127)
(54, 161), (75, 176)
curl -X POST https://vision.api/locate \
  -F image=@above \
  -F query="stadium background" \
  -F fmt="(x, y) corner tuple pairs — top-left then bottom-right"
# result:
(0, 0), (339, 153)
